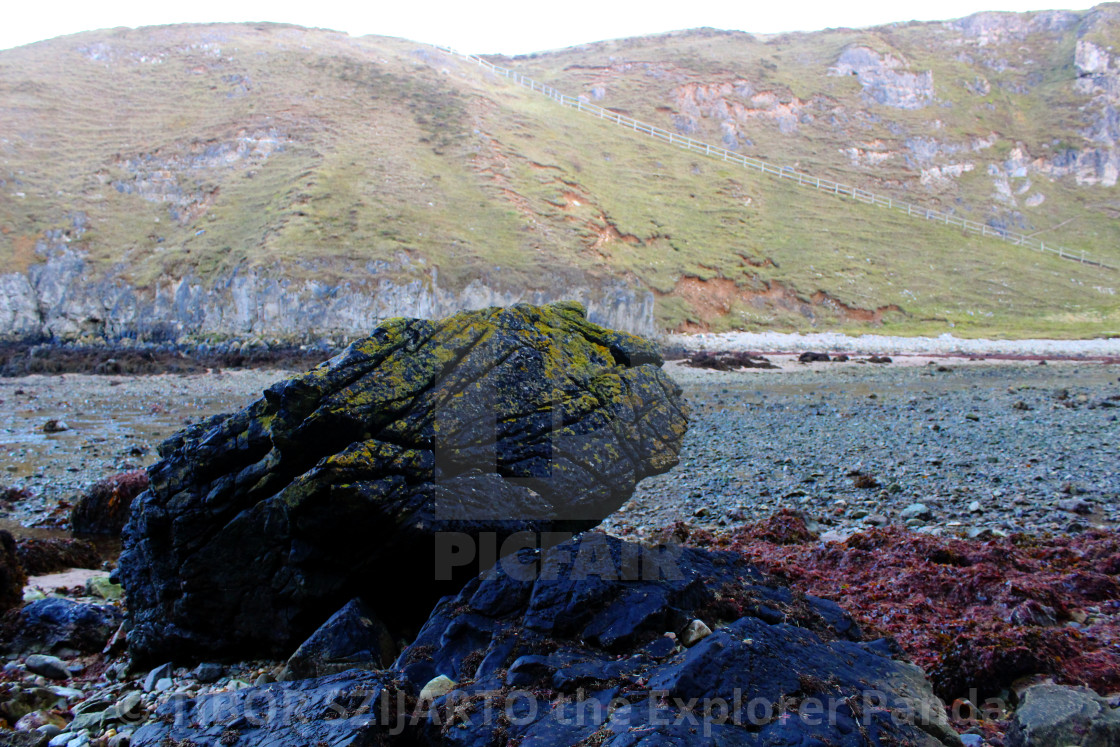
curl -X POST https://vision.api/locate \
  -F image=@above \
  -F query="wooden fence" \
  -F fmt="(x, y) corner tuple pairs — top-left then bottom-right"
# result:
(434, 45), (1115, 271)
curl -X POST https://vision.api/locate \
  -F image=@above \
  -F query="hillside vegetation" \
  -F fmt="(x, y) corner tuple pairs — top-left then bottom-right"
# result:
(0, 16), (1118, 340)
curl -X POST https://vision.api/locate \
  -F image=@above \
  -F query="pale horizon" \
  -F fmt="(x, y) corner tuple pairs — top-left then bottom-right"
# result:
(0, 0), (1099, 55)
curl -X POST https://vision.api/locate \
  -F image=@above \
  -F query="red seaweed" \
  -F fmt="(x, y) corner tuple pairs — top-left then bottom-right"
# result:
(660, 510), (1120, 702)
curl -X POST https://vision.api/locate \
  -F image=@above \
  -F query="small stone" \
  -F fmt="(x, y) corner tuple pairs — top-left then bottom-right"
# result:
(1008, 684), (1120, 747)
(15, 709), (68, 731)
(253, 672), (275, 687)
(69, 710), (105, 733)
(37, 724), (64, 741)
(419, 674), (457, 702)
(153, 678), (172, 693)
(959, 734), (983, 747)
(900, 503), (932, 521)
(965, 413), (980, 421)
(47, 686), (83, 700)
(1057, 498), (1092, 515)
(191, 663), (224, 684)
(142, 663), (173, 692)
(968, 501), (983, 513)
(25, 654), (70, 681)
(49, 734), (72, 747)
(115, 692), (144, 723)
(42, 420), (70, 433)
(84, 575), (123, 601)
(681, 619), (712, 647)
(863, 514), (888, 526)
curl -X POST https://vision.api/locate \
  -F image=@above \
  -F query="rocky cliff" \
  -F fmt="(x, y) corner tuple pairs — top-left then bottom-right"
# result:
(0, 244), (657, 343)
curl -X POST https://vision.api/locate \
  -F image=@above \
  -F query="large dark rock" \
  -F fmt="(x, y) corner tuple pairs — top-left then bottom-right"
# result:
(69, 470), (149, 536)
(131, 533), (959, 747)
(0, 531), (26, 614)
(120, 302), (688, 664)
(280, 597), (396, 680)
(0, 598), (122, 654)
(396, 532), (958, 746)
(16, 537), (102, 576)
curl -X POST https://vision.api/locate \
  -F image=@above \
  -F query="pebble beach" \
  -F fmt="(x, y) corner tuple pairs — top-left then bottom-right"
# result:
(604, 356), (1120, 539)
(0, 347), (1116, 539)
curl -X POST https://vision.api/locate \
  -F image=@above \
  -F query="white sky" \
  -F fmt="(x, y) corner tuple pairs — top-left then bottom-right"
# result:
(0, 0), (1096, 55)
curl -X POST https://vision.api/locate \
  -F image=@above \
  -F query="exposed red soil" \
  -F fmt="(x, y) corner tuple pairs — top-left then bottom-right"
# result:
(669, 275), (903, 331)
(658, 512), (1120, 703)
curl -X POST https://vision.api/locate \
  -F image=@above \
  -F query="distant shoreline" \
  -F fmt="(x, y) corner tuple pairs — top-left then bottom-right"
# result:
(666, 331), (1120, 359)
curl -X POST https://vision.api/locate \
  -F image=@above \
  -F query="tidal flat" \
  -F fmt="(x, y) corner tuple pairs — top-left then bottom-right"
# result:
(1, 358), (1116, 537)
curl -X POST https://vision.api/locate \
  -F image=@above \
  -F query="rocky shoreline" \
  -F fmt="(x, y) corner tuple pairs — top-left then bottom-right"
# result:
(0, 317), (1117, 747)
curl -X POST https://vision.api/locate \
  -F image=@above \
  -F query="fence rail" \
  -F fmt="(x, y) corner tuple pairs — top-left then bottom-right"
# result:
(433, 45), (1115, 271)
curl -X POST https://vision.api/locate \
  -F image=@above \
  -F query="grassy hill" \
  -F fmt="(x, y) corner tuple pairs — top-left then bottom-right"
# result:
(0, 17), (1118, 340)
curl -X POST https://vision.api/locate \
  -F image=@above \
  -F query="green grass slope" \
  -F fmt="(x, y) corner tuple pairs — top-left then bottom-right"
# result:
(0, 19), (1117, 338)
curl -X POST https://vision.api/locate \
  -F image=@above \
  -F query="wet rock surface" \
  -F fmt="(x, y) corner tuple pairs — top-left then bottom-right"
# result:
(119, 302), (688, 664)
(129, 533), (957, 747)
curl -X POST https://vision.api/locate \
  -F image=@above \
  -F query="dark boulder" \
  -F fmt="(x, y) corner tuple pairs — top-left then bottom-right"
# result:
(280, 597), (396, 680)
(0, 531), (26, 614)
(70, 470), (149, 536)
(798, 352), (831, 363)
(397, 532), (957, 746)
(684, 351), (778, 371)
(16, 537), (102, 576)
(130, 533), (957, 746)
(0, 597), (122, 654)
(120, 302), (688, 664)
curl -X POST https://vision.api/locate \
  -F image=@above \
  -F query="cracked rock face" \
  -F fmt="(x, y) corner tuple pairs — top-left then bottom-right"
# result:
(118, 302), (688, 664)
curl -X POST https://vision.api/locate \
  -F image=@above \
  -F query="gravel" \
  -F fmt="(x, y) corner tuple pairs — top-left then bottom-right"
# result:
(0, 370), (286, 527)
(1, 357), (1117, 541)
(602, 358), (1120, 539)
